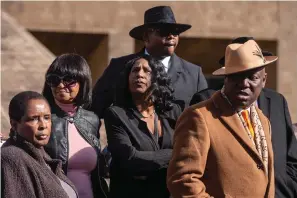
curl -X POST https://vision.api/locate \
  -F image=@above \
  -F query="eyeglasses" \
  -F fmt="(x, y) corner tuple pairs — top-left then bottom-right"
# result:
(46, 74), (77, 87)
(147, 27), (180, 37)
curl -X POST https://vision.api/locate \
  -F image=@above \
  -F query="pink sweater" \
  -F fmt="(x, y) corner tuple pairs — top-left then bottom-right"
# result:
(56, 101), (97, 198)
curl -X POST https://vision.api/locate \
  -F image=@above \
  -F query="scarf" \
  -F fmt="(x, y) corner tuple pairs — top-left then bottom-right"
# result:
(221, 87), (269, 174)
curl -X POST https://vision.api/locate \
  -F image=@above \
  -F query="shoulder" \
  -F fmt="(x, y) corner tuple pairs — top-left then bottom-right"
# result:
(261, 88), (289, 109)
(78, 108), (100, 128)
(175, 55), (202, 71)
(105, 106), (127, 118)
(2, 144), (29, 166)
(163, 103), (183, 121)
(191, 88), (217, 103)
(80, 108), (99, 120)
(175, 102), (210, 129)
(190, 95), (215, 117)
(105, 53), (141, 76)
(104, 106), (131, 128)
(110, 53), (140, 65)
(262, 88), (284, 100)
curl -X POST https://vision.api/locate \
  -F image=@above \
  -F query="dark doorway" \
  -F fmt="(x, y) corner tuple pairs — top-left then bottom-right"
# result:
(30, 31), (109, 85)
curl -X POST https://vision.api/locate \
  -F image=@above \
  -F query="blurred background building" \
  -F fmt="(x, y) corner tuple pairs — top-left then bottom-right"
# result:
(1, 1), (297, 141)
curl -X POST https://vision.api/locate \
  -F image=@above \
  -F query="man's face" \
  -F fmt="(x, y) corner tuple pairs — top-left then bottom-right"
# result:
(144, 26), (179, 57)
(224, 67), (267, 110)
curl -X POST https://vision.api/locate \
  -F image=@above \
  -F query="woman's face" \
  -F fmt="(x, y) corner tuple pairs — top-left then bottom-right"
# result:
(13, 99), (51, 147)
(129, 58), (152, 96)
(47, 74), (80, 104)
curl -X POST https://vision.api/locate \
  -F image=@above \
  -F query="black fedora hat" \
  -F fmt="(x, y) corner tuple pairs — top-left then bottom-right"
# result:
(129, 6), (191, 40)
(219, 36), (274, 66)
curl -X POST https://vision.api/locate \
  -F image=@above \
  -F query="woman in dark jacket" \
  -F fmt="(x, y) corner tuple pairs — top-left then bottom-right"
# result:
(2, 91), (78, 198)
(104, 55), (182, 198)
(42, 53), (107, 198)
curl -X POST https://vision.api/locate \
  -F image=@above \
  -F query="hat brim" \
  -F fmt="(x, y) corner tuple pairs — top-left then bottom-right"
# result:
(213, 56), (278, 76)
(129, 23), (191, 40)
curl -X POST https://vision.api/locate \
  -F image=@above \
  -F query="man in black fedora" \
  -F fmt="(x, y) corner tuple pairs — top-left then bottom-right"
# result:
(91, 6), (208, 118)
(190, 36), (297, 198)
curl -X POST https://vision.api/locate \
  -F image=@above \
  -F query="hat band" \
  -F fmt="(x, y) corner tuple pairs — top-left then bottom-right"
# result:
(145, 17), (176, 24)
(225, 59), (266, 73)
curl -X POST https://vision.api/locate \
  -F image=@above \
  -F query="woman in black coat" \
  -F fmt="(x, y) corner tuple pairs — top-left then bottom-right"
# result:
(104, 55), (181, 198)
(2, 91), (78, 198)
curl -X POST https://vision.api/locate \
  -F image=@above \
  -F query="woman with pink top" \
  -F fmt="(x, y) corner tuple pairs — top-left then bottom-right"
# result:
(42, 53), (108, 198)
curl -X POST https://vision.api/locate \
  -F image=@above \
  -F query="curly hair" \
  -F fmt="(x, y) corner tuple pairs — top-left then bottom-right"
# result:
(115, 54), (174, 114)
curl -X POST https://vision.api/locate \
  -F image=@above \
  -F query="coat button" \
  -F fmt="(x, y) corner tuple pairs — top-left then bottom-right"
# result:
(257, 164), (263, 169)
(68, 117), (74, 123)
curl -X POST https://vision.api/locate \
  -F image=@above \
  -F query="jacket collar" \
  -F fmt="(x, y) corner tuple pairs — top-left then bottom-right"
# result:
(210, 91), (273, 169)
(51, 102), (82, 120)
(139, 50), (182, 84)
(5, 134), (62, 172)
(7, 134), (78, 194)
(128, 104), (171, 120)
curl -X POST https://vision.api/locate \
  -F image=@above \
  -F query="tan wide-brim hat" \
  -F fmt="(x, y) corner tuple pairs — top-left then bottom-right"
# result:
(213, 40), (278, 76)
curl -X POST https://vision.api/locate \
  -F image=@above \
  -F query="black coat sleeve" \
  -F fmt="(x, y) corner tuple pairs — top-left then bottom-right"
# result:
(104, 108), (172, 175)
(91, 58), (118, 118)
(283, 96), (297, 195)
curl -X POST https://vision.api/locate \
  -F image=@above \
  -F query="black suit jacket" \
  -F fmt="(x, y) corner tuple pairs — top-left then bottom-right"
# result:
(258, 88), (297, 198)
(91, 51), (208, 118)
(104, 104), (181, 198)
(190, 88), (297, 198)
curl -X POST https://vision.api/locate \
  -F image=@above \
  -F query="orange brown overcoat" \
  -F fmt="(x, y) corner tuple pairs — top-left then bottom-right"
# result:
(167, 91), (274, 198)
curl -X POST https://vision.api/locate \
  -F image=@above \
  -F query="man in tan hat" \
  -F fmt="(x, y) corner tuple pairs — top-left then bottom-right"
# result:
(91, 6), (208, 118)
(167, 40), (277, 197)
(189, 36), (297, 198)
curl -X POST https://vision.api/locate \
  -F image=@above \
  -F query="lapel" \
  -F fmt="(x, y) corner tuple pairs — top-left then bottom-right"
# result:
(211, 92), (264, 164)
(128, 107), (160, 150)
(257, 90), (271, 121)
(167, 53), (182, 85)
(159, 112), (176, 148)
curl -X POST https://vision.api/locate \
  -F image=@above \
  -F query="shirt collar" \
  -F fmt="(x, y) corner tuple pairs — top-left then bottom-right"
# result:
(144, 49), (171, 72)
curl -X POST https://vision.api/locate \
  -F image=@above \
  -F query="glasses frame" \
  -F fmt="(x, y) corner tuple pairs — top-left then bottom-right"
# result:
(147, 27), (180, 37)
(45, 74), (78, 88)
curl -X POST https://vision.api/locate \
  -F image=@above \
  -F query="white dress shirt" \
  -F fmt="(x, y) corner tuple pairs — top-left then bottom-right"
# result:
(144, 49), (171, 72)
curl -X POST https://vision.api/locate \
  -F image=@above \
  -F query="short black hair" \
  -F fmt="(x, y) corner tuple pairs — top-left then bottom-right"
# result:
(9, 91), (48, 122)
(42, 53), (92, 108)
(115, 54), (174, 114)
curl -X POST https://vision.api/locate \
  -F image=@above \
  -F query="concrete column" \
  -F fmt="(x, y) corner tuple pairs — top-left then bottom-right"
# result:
(88, 36), (108, 84)
(278, 2), (297, 122)
(108, 30), (134, 62)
